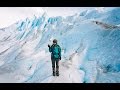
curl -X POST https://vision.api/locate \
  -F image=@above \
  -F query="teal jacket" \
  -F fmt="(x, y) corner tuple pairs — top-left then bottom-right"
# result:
(49, 44), (61, 60)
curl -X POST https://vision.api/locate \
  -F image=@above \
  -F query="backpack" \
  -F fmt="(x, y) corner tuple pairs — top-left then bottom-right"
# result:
(51, 44), (60, 59)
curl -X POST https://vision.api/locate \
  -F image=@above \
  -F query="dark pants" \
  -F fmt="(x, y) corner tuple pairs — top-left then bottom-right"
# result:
(51, 59), (59, 72)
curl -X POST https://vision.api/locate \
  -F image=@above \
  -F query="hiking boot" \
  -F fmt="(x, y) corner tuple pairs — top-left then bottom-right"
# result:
(53, 71), (55, 76)
(52, 68), (55, 76)
(56, 71), (59, 76)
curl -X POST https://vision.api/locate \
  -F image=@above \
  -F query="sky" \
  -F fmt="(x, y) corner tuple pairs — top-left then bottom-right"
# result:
(0, 7), (98, 28)
(0, 7), (44, 28)
(42, 7), (94, 17)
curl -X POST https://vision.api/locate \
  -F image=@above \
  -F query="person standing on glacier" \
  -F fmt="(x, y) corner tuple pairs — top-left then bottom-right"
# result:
(48, 39), (61, 76)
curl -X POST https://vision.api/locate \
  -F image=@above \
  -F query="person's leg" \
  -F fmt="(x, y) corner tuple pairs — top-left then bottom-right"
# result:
(56, 59), (59, 76)
(51, 59), (55, 76)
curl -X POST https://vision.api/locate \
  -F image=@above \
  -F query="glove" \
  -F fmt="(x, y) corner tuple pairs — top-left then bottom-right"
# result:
(48, 44), (50, 47)
(59, 57), (61, 60)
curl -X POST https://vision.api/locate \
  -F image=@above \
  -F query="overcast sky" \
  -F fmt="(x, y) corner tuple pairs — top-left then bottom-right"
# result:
(0, 7), (97, 28)
(42, 7), (95, 17)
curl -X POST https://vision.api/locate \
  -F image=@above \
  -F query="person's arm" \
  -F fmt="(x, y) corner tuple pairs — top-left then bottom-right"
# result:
(59, 46), (61, 60)
(48, 44), (52, 52)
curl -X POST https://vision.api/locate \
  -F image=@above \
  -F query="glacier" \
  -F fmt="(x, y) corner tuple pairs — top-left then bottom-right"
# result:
(0, 7), (120, 83)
